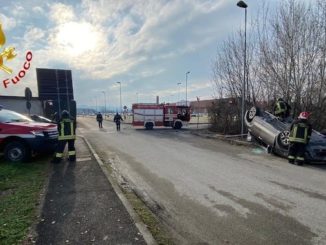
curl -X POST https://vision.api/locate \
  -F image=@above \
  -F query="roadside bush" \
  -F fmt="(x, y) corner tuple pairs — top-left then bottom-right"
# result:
(208, 98), (241, 134)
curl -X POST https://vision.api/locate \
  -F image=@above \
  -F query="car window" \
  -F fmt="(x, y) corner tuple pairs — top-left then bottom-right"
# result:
(0, 110), (33, 123)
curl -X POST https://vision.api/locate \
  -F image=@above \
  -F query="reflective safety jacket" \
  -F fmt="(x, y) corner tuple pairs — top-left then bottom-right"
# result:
(58, 118), (76, 141)
(274, 101), (287, 115)
(289, 119), (312, 144)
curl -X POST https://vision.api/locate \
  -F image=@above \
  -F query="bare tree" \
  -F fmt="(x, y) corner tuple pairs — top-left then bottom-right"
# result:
(211, 0), (326, 133)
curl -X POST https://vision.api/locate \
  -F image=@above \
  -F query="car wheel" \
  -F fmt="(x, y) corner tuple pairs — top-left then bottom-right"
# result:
(277, 130), (290, 148)
(4, 141), (31, 162)
(145, 122), (154, 130)
(246, 106), (260, 122)
(174, 121), (182, 129)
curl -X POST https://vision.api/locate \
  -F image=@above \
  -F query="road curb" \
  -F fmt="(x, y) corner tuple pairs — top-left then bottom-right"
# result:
(79, 135), (157, 245)
(191, 131), (254, 147)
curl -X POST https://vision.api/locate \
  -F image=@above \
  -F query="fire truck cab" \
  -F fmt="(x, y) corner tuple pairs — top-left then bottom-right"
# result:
(132, 103), (191, 130)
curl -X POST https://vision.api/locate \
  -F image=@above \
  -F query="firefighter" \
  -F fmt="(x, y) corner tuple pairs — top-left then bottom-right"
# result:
(274, 98), (291, 120)
(51, 110), (76, 164)
(114, 112), (123, 131)
(96, 112), (103, 128)
(288, 111), (312, 165)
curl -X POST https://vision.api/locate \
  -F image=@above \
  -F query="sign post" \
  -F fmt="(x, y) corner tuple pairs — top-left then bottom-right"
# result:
(196, 96), (200, 129)
(25, 87), (32, 115)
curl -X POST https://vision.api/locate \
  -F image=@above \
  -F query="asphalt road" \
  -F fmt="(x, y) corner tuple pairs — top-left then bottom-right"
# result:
(78, 117), (326, 245)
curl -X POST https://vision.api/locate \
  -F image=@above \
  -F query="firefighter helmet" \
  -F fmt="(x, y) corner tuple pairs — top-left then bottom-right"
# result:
(61, 110), (70, 118)
(298, 111), (309, 120)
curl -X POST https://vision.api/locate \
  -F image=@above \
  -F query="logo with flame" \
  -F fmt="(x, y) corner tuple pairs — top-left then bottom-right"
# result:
(0, 23), (17, 74)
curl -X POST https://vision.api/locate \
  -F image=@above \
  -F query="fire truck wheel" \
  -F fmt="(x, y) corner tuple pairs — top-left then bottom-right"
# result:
(174, 121), (182, 129)
(4, 141), (31, 162)
(145, 122), (154, 130)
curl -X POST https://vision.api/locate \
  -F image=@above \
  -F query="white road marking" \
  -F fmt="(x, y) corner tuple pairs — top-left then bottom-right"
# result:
(76, 157), (92, 162)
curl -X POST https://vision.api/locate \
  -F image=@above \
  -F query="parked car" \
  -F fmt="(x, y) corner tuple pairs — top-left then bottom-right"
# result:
(30, 114), (54, 123)
(0, 108), (58, 162)
(245, 106), (326, 163)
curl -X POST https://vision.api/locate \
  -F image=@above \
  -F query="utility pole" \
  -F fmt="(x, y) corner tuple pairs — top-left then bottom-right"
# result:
(117, 82), (122, 113)
(237, 0), (248, 137)
(186, 71), (190, 106)
(102, 91), (107, 114)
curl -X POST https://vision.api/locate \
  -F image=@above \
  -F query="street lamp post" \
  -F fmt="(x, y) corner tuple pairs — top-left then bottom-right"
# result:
(117, 82), (122, 113)
(185, 71), (190, 106)
(177, 82), (182, 102)
(102, 91), (106, 115)
(237, 0), (248, 137)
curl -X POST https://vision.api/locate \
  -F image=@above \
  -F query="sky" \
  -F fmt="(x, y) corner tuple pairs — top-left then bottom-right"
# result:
(0, 0), (307, 111)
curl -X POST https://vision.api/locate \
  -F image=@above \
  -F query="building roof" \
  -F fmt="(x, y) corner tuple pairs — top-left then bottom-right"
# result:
(190, 99), (215, 108)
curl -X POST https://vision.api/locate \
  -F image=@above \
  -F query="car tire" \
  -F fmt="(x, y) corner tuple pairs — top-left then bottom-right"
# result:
(145, 122), (154, 130)
(174, 121), (182, 129)
(246, 106), (260, 122)
(277, 130), (290, 149)
(4, 141), (31, 162)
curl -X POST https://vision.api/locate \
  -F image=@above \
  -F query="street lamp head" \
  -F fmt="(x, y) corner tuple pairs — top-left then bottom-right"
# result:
(186, 71), (190, 75)
(117, 82), (121, 84)
(177, 82), (182, 85)
(237, 1), (248, 8)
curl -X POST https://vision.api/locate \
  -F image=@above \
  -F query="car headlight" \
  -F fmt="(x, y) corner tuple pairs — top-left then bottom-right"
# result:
(31, 130), (44, 137)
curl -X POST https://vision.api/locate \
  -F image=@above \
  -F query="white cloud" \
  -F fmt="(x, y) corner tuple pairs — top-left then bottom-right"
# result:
(152, 36), (215, 60)
(138, 68), (166, 78)
(32, 6), (44, 14)
(65, 0), (224, 80)
(23, 27), (45, 44)
(192, 0), (227, 13)
(11, 4), (25, 18)
(0, 0), (229, 102)
(50, 22), (100, 56)
(81, 0), (131, 24)
(0, 14), (16, 30)
(16, 0), (226, 83)
(49, 3), (75, 24)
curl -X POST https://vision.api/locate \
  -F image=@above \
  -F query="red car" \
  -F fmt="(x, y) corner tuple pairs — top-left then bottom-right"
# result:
(0, 108), (58, 162)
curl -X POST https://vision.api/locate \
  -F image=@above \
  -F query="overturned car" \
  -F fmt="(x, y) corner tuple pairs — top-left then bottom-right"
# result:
(245, 106), (326, 163)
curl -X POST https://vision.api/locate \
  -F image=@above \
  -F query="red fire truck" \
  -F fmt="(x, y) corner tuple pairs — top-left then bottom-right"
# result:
(132, 103), (191, 130)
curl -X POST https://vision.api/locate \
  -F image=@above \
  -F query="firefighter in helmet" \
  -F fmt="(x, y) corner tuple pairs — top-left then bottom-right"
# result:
(51, 110), (77, 163)
(96, 112), (103, 128)
(288, 111), (312, 165)
(274, 98), (292, 120)
(113, 112), (123, 131)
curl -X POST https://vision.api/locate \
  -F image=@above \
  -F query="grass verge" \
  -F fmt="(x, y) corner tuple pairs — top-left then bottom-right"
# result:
(0, 157), (49, 245)
(100, 153), (175, 245)
(122, 189), (174, 245)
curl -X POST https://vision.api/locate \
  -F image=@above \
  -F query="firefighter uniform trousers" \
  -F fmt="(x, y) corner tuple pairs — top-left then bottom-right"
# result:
(288, 143), (306, 164)
(54, 118), (76, 162)
(288, 121), (311, 165)
(55, 140), (76, 161)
